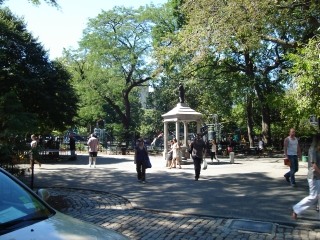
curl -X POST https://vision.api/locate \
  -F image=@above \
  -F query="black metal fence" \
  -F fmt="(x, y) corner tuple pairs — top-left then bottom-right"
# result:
(0, 153), (33, 189)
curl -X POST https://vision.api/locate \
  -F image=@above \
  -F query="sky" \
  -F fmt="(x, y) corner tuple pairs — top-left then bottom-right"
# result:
(4, 0), (167, 59)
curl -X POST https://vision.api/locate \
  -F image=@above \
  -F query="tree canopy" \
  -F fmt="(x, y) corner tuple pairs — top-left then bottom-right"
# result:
(150, 0), (320, 145)
(63, 6), (160, 138)
(0, 0), (59, 7)
(0, 7), (78, 135)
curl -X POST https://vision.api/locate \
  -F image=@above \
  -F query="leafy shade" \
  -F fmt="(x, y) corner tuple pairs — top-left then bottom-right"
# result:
(0, 8), (78, 134)
(0, 0), (59, 8)
(287, 35), (320, 116)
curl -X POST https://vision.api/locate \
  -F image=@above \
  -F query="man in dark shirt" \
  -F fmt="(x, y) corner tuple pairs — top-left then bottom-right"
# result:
(69, 136), (76, 160)
(190, 133), (207, 181)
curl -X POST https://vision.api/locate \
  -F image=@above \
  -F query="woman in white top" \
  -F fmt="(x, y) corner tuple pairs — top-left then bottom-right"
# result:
(168, 138), (181, 169)
(258, 138), (264, 157)
(210, 140), (217, 162)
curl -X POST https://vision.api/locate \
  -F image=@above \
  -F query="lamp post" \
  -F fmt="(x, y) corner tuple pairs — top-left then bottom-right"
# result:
(212, 114), (218, 124)
(212, 114), (222, 143)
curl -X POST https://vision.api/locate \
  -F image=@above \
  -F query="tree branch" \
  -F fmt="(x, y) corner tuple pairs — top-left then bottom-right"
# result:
(261, 35), (298, 48)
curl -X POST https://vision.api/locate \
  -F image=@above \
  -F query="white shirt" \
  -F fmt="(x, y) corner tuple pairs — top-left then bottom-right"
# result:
(258, 140), (264, 150)
(211, 143), (216, 152)
(287, 137), (298, 155)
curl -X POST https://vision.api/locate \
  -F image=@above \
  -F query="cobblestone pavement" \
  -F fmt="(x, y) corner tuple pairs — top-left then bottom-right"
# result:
(46, 188), (320, 240)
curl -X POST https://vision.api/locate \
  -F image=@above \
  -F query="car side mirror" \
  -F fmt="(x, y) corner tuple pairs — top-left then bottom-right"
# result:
(37, 189), (51, 201)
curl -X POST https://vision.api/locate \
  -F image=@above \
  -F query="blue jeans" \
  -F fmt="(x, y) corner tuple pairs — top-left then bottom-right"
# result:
(284, 155), (299, 184)
(71, 150), (75, 157)
(192, 156), (202, 179)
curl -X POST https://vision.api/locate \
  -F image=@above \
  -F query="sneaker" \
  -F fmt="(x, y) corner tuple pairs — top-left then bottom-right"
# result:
(292, 184), (297, 187)
(142, 181), (146, 184)
(88, 164), (91, 168)
(137, 179), (141, 182)
(284, 175), (290, 182)
(195, 177), (198, 181)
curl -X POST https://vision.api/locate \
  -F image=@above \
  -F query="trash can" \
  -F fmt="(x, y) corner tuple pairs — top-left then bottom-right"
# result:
(121, 148), (126, 155)
(230, 152), (235, 164)
(302, 156), (308, 162)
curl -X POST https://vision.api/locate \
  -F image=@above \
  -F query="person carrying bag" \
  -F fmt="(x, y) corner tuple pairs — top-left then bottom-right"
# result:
(134, 138), (149, 184)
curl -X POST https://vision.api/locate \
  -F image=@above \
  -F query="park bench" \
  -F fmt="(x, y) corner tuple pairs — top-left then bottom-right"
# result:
(233, 145), (245, 154)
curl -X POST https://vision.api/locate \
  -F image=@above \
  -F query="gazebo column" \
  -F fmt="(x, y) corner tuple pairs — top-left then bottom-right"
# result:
(197, 121), (201, 133)
(175, 121), (180, 142)
(183, 121), (188, 147)
(181, 121), (188, 159)
(163, 121), (168, 163)
(175, 121), (184, 162)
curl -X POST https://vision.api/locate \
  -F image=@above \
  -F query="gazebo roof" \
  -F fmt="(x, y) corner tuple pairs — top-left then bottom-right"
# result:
(162, 103), (203, 122)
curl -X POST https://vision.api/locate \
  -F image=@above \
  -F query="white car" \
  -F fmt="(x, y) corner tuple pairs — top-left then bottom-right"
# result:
(0, 168), (129, 240)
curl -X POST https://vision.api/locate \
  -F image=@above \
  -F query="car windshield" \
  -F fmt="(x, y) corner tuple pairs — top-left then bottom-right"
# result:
(0, 170), (53, 234)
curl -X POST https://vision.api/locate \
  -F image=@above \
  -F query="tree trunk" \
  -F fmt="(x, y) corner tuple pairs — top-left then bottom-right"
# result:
(254, 84), (272, 146)
(261, 104), (271, 146)
(246, 94), (254, 147)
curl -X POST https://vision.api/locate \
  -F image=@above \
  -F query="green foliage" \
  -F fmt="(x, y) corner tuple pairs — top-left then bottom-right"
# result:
(76, 142), (86, 152)
(138, 109), (163, 138)
(150, 0), (320, 145)
(63, 6), (159, 136)
(0, 91), (37, 135)
(0, 0), (59, 7)
(287, 35), (320, 117)
(0, 7), (78, 165)
(0, 8), (78, 133)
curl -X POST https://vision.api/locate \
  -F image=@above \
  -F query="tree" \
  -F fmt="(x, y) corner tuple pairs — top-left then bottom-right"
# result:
(0, 0), (59, 7)
(64, 6), (159, 139)
(0, 6), (78, 169)
(155, 0), (320, 146)
(0, 7), (78, 134)
(287, 35), (320, 117)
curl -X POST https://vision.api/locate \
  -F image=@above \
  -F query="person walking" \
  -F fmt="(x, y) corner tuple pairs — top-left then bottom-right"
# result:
(168, 138), (181, 169)
(291, 133), (320, 219)
(87, 133), (99, 168)
(167, 140), (174, 168)
(190, 133), (207, 181)
(258, 137), (264, 158)
(68, 136), (76, 160)
(210, 140), (218, 162)
(134, 138), (148, 183)
(30, 134), (41, 168)
(284, 128), (302, 187)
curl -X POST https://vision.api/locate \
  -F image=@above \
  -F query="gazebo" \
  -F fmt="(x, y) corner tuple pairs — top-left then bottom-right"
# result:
(162, 102), (203, 161)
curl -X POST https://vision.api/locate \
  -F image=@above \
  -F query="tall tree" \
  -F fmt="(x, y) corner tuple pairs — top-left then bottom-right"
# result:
(155, 0), (320, 145)
(0, 0), (59, 7)
(0, 7), (78, 134)
(64, 6), (159, 138)
(287, 35), (320, 117)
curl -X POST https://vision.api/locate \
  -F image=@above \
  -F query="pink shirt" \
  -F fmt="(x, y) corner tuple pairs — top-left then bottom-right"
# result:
(87, 137), (99, 152)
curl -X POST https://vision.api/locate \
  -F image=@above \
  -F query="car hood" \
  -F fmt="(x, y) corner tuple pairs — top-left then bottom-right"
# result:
(2, 211), (129, 240)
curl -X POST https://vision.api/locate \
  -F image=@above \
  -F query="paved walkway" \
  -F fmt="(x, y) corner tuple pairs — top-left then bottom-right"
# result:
(34, 153), (320, 239)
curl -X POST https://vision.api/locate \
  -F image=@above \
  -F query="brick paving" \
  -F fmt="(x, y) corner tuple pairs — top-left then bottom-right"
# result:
(46, 188), (320, 240)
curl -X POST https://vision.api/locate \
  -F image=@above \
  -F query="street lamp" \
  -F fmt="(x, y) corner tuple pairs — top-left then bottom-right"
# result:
(212, 114), (222, 143)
